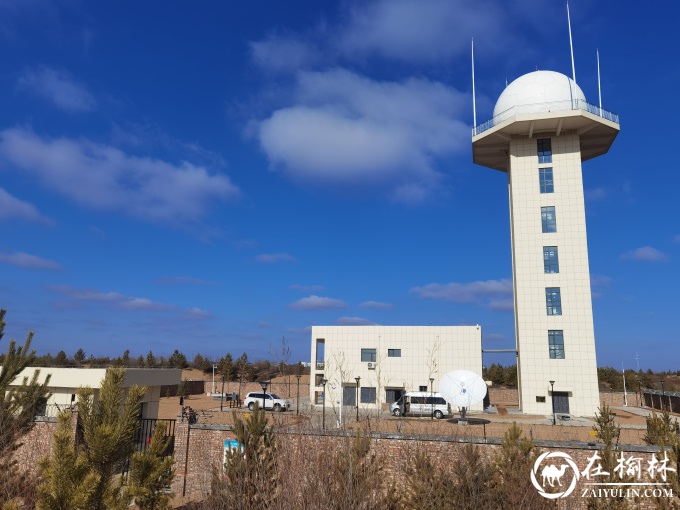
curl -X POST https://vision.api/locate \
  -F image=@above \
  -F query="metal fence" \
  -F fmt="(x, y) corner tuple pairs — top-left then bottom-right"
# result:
(643, 390), (680, 414)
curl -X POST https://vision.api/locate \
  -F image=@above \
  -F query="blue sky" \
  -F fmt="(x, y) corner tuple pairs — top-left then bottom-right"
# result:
(0, 0), (678, 370)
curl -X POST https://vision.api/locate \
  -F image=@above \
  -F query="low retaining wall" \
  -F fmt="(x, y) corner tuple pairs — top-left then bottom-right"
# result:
(172, 423), (668, 509)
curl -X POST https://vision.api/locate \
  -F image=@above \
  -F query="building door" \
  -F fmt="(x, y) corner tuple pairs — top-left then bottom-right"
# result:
(385, 389), (403, 404)
(343, 386), (356, 406)
(553, 392), (570, 414)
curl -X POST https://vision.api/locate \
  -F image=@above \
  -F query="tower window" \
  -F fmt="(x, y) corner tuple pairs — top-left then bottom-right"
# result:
(539, 167), (554, 193)
(546, 288), (562, 315)
(548, 330), (565, 359)
(541, 206), (557, 233)
(387, 349), (401, 357)
(361, 348), (377, 362)
(538, 138), (552, 164)
(543, 246), (559, 273)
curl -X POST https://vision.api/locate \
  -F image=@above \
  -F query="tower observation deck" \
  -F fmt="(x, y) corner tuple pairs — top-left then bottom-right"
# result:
(472, 70), (619, 417)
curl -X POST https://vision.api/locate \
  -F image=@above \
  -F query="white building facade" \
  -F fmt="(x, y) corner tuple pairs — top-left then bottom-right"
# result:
(8, 367), (181, 419)
(472, 71), (619, 417)
(310, 325), (483, 413)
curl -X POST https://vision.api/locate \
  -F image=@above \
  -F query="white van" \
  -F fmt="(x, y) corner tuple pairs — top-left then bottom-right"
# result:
(390, 392), (451, 419)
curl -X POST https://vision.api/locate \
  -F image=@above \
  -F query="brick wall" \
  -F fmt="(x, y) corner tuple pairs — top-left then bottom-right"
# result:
(11, 414), (73, 476)
(173, 424), (668, 508)
(599, 391), (627, 407)
(487, 387), (519, 405)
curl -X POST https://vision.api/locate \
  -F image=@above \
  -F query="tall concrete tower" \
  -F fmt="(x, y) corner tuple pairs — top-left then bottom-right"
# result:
(472, 71), (619, 417)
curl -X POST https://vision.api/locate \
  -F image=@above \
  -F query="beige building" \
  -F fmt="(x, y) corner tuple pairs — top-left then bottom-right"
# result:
(8, 367), (181, 419)
(472, 70), (619, 417)
(310, 325), (483, 415)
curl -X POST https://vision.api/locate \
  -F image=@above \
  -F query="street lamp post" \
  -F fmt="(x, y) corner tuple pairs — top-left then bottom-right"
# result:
(220, 374), (225, 412)
(320, 378), (328, 430)
(355, 376), (360, 422)
(429, 377), (434, 419)
(549, 381), (556, 426)
(212, 364), (217, 394)
(638, 381), (642, 408)
(259, 381), (269, 413)
(296, 374), (301, 415)
(660, 380), (666, 411)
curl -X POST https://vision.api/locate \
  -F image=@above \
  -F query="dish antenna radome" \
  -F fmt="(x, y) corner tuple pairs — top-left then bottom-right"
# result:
(439, 370), (487, 418)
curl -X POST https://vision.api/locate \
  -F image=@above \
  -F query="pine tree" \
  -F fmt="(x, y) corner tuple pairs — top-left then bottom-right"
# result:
(37, 412), (99, 510)
(210, 404), (277, 510)
(0, 309), (51, 508)
(491, 423), (552, 509)
(122, 422), (174, 510)
(587, 405), (633, 510)
(643, 409), (680, 509)
(76, 367), (147, 510)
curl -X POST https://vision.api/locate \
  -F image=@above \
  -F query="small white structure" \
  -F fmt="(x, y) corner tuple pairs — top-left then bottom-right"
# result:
(310, 325), (483, 413)
(472, 70), (619, 417)
(7, 367), (181, 419)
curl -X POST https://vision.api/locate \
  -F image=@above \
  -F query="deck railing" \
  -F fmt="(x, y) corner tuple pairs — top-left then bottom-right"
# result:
(473, 99), (619, 136)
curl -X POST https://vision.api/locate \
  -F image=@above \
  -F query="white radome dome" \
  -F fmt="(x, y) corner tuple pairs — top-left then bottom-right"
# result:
(493, 70), (586, 119)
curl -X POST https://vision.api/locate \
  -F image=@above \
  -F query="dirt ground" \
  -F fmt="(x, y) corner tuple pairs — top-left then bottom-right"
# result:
(160, 389), (655, 445)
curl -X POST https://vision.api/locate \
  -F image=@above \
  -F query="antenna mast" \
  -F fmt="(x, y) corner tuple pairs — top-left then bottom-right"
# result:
(472, 38), (477, 128)
(622, 362), (628, 407)
(597, 48), (602, 110)
(567, 2), (577, 84)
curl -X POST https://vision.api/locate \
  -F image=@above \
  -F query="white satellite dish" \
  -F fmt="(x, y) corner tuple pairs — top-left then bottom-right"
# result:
(439, 370), (487, 418)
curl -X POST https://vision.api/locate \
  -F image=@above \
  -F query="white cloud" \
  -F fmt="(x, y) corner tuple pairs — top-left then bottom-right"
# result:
(585, 187), (608, 201)
(290, 295), (347, 310)
(0, 251), (61, 270)
(410, 279), (513, 309)
(48, 284), (174, 311)
(359, 300), (393, 309)
(621, 247), (668, 262)
(0, 128), (240, 224)
(291, 283), (324, 292)
(17, 66), (96, 113)
(0, 187), (53, 224)
(257, 69), (468, 203)
(335, 316), (376, 326)
(183, 307), (213, 320)
(250, 34), (320, 73)
(484, 332), (511, 342)
(255, 253), (295, 264)
(338, 0), (507, 63)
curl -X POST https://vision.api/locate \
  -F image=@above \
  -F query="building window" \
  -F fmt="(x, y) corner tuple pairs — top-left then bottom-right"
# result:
(544, 246), (559, 273)
(546, 288), (562, 315)
(541, 206), (557, 233)
(549, 330), (565, 359)
(387, 349), (401, 357)
(536, 396), (546, 403)
(360, 387), (376, 404)
(418, 386), (428, 392)
(538, 138), (552, 164)
(539, 167), (554, 193)
(360, 348), (376, 362)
